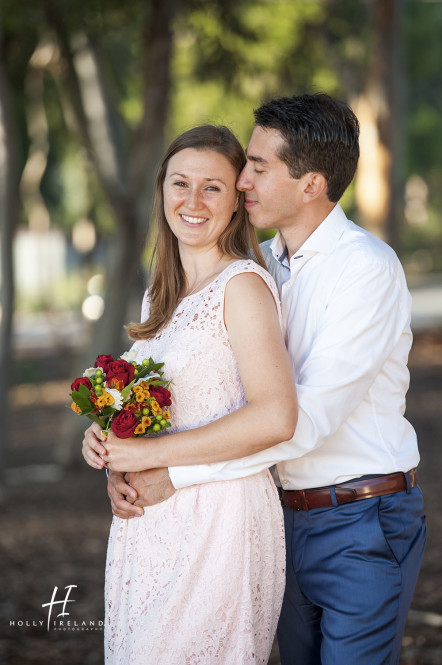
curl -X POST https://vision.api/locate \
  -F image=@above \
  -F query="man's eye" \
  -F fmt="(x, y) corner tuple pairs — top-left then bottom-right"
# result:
(206, 186), (220, 192)
(254, 169), (264, 174)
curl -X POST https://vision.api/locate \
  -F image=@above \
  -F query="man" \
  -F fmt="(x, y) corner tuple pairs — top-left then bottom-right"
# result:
(84, 93), (426, 664)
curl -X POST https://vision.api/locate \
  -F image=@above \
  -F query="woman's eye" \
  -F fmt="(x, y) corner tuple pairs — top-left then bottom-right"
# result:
(206, 186), (220, 192)
(173, 181), (187, 187)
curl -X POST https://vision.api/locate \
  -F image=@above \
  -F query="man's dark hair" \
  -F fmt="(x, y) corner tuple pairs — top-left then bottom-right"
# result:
(254, 93), (360, 202)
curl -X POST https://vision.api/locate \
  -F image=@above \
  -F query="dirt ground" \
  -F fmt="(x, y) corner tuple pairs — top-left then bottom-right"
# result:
(0, 331), (441, 665)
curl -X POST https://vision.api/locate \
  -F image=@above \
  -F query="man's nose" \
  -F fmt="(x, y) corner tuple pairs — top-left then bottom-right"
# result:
(237, 166), (252, 191)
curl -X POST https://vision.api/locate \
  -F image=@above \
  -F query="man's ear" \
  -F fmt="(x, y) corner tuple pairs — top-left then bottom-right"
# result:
(301, 173), (328, 202)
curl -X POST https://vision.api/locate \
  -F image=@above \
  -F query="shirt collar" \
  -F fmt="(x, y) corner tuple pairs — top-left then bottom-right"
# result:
(269, 203), (348, 265)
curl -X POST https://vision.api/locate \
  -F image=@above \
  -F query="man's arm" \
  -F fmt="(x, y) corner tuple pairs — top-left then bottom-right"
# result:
(169, 253), (412, 487)
(105, 252), (410, 500)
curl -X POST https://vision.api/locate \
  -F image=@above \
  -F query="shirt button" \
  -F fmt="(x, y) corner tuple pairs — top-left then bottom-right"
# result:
(282, 480), (288, 486)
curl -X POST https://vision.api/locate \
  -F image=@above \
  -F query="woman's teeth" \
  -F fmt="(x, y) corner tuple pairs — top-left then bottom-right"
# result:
(181, 215), (208, 224)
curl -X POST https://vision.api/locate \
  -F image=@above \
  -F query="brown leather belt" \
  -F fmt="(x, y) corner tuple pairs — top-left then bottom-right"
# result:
(279, 469), (417, 511)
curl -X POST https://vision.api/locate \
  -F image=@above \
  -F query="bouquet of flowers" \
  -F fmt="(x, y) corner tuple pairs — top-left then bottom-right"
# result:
(69, 351), (172, 438)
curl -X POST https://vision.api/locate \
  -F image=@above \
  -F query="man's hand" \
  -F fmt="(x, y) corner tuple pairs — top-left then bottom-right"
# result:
(107, 471), (144, 519)
(125, 468), (176, 508)
(108, 468), (176, 519)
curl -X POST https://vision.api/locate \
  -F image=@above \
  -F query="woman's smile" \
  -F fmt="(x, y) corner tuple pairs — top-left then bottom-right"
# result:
(179, 213), (210, 226)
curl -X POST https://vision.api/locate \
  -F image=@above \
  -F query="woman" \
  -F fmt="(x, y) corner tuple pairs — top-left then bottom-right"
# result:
(83, 125), (297, 664)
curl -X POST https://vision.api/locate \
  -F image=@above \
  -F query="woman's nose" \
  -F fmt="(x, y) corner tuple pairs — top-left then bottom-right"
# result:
(186, 187), (201, 209)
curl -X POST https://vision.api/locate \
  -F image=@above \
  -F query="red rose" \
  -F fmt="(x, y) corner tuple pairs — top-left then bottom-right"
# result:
(148, 385), (172, 407)
(94, 354), (114, 373)
(111, 410), (138, 439)
(71, 377), (92, 393)
(106, 359), (135, 387)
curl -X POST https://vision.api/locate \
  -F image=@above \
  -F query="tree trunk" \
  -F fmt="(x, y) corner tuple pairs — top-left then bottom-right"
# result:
(354, 0), (404, 250)
(50, 0), (177, 464)
(0, 54), (20, 491)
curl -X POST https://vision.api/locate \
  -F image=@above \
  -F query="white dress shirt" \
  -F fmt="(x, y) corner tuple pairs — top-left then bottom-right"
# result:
(169, 204), (420, 490)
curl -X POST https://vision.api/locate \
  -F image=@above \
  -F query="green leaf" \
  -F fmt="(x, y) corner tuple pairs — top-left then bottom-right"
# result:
(72, 385), (93, 411)
(86, 414), (107, 428)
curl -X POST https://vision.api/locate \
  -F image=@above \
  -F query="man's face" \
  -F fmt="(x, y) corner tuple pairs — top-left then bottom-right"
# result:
(237, 126), (303, 232)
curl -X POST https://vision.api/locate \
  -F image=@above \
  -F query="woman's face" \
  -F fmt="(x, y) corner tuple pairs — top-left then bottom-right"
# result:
(163, 148), (239, 252)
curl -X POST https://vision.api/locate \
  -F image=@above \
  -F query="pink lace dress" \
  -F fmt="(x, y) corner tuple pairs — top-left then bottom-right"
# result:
(105, 260), (286, 664)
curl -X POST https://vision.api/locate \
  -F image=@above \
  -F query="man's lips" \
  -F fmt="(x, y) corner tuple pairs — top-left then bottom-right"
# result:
(244, 199), (258, 208)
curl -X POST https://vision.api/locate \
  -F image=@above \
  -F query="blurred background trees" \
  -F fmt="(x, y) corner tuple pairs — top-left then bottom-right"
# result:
(1, 0), (441, 467)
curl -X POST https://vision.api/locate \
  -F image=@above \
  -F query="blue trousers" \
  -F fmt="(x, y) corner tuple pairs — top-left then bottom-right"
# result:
(277, 485), (426, 665)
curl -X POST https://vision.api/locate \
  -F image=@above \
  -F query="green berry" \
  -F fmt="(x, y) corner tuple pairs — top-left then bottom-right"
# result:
(153, 423), (161, 432)
(142, 408), (150, 416)
(95, 377), (103, 385)
(142, 359), (149, 366)
(160, 419), (167, 427)
(96, 369), (102, 377)
(155, 414), (163, 421)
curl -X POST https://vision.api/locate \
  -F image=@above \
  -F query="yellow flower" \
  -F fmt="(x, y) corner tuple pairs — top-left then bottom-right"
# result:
(151, 399), (161, 415)
(71, 402), (82, 415)
(135, 392), (145, 403)
(142, 416), (151, 427)
(162, 410), (170, 420)
(102, 390), (114, 406)
(134, 423), (146, 435)
(96, 396), (107, 408)
(133, 385), (143, 393)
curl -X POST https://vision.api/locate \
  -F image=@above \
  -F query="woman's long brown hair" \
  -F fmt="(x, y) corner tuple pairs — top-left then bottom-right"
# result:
(127, 125), (266, 340)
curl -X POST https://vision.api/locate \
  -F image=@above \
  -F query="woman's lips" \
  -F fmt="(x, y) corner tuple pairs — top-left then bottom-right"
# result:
(179, 214), (209, 226)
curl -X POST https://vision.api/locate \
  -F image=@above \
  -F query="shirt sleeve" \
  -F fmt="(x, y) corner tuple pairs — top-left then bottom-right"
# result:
(169, 439), (296, 489)
(170, 251), (412, 489)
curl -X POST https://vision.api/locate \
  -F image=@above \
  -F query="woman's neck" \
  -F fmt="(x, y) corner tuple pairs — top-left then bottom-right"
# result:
(179, 245), (234, 297)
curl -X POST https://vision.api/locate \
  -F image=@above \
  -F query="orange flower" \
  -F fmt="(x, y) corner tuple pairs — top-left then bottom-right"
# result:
(162, 410), (170, 419)
(106, 377), (124, 391)
(141, 416), (151, 427)
(134, 423), (146, 435)
(71, 402), (82, 415)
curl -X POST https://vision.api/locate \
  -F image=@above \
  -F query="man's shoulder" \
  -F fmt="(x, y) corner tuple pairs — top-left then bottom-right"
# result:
(340, 219), (401, 272)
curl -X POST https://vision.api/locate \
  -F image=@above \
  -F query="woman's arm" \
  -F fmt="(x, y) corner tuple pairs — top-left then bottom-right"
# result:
(97, 271), (297, 473)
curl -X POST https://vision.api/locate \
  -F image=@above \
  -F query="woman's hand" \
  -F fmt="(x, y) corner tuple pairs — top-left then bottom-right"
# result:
(82, 422), (108, 470)
(101, 432), (153, 473)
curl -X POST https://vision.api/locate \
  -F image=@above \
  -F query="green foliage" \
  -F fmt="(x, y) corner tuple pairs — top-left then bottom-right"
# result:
(3, 0), (442, 288)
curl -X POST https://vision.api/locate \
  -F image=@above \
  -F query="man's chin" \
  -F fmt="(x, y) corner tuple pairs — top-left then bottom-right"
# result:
(249, 216), (274, 231)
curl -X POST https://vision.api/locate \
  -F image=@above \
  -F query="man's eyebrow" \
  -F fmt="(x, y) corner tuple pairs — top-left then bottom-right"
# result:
(246, 154), (268, 165)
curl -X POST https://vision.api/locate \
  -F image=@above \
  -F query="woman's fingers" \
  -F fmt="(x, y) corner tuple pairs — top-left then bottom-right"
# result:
(82, 425), (108, 469)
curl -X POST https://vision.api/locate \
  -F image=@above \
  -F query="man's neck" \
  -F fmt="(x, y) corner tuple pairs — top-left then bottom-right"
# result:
(280, 201), (336, 260)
